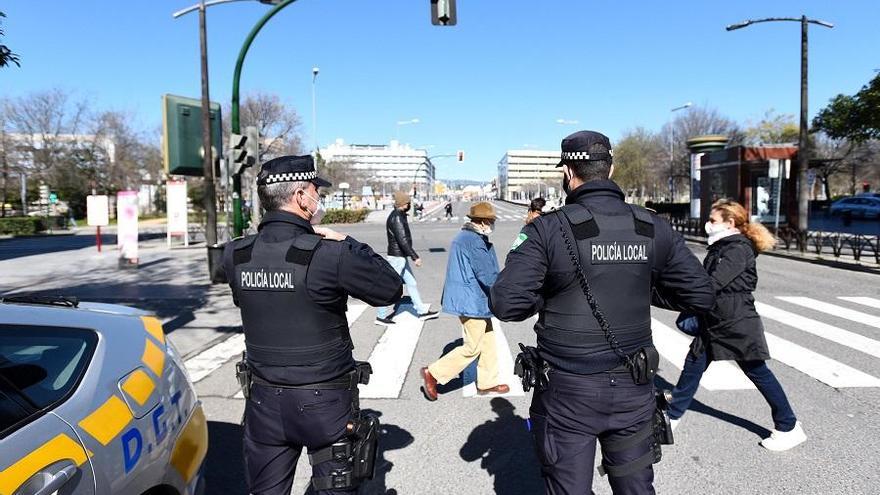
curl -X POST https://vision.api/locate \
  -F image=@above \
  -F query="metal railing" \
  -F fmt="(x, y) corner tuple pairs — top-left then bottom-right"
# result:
(666, 217), (879, 265)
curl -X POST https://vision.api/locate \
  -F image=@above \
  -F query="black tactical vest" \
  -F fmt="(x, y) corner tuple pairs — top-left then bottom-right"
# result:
(229, 233), (351, 367)
(538, 203), (655, 372)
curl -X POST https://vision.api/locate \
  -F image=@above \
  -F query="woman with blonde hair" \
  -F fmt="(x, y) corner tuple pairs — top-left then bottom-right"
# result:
(669, 199), (806, 451)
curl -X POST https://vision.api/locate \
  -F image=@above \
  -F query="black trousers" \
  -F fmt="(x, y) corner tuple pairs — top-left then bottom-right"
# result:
(243, 383), (355, 495)
(530, 369), (656, 495)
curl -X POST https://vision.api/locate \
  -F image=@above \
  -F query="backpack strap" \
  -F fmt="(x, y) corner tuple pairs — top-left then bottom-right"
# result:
(231, 235), (258, 266)
(558, 204), (599, 239)
(286, 233), (323, 265)
(629, 205), (655, 239)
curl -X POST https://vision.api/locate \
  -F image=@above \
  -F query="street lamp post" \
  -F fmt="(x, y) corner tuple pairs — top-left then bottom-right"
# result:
(311, 66), (319, 152)
(727, 16), (833, 235)
(412, 154), (454, 201)
(173, 0), (288, 239)
(231, 0), (298, 236)
(669, 102), (692, 202)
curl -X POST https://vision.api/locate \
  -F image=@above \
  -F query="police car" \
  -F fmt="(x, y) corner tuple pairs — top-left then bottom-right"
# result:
(0, 295), (207, 495)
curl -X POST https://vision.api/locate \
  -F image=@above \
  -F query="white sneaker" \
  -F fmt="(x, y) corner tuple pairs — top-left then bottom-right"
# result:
(670, 418), (681, 432)
(760, 421), (807, 452)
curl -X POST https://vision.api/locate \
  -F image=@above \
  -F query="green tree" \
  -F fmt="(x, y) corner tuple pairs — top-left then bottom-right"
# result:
(813, 74), (880, 143)
(0, 12), (20, 68)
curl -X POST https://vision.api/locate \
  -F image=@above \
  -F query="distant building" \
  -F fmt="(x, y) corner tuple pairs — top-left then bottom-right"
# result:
(497, 149), (562, 201)
(319, 139), (433, 196)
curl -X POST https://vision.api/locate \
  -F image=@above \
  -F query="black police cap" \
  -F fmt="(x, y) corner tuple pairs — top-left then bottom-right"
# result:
(256, 155), (332, 187)
(556, 130), (614, 167)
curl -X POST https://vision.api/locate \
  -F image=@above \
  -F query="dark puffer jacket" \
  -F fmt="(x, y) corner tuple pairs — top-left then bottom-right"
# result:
(692, 234), (771, 362)
(386, 208), (419, 259)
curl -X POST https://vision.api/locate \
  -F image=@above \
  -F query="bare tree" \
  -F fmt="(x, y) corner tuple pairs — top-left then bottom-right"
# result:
(613, 127), (665, 202)
(744, 109), (800, 146)
(659, 105), (742, 200)
(224, 92), (304, 162)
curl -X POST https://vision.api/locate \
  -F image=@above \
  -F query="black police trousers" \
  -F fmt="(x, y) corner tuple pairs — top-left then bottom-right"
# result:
(529, 368), (656, 495)
(243, 383), (355, 495)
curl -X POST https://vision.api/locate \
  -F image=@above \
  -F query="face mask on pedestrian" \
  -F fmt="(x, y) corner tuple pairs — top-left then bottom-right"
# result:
(480, 222), (494, 236)
(705, 214), (737, 245)
(302, 190), (325, 225)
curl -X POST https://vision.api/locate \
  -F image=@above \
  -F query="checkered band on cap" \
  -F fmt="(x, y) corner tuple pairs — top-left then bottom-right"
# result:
(262, 170), (318, 184)
(561, 150), (613, 161)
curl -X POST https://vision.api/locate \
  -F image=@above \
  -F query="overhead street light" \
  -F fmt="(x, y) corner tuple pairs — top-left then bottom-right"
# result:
(726, 15), (833, 236)
(172, 0), (293, 241)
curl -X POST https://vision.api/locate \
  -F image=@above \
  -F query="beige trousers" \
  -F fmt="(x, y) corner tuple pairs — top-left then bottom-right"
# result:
(428, 317), (499, 390)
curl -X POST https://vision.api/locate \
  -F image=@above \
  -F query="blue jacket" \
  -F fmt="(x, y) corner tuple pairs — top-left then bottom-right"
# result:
(441, 227), (500, 318)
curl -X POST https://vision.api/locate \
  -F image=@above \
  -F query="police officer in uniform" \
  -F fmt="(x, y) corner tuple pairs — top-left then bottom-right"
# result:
(221, 155), (403, 495)
(490, 131), (715, 494)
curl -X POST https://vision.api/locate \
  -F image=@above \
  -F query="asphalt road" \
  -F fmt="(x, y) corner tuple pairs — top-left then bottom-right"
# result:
(2, 201), (879, 494)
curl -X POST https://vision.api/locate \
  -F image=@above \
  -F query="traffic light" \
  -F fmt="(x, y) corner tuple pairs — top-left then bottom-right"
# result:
(230, 133), (248, 175)
(457, 150), (465, 162)
(430, 0), (457, 26)
(245, 126), (260, 168)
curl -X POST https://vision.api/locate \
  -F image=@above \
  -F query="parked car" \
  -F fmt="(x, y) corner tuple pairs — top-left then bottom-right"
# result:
(830, 196), (880, 219)
(0, 295), (207, 495)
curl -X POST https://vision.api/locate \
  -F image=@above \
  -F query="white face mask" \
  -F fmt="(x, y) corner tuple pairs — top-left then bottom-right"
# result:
(304, 191), (325, 225)
(704, 221), (729, 236)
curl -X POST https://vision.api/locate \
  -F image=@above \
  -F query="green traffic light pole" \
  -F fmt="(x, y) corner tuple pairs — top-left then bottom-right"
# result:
(232, 0), (299, 237)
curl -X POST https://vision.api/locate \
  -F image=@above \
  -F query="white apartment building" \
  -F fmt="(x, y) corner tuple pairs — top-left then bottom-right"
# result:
(319, 139), (433, 194)
(498, 149), (562, 201)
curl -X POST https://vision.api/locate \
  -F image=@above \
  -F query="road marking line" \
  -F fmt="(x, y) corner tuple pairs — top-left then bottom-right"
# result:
(462, 318), (525, 397)
(776, 297), (880, 329)
(764, 332), (880, 388)
(185, 334), (245, 383)
(651, 318), (755, 390)
(838, 297), (880, 311)
(359, 309), (427, 399)
(187, 304), (369, 385)
(756, 302), (880, 359)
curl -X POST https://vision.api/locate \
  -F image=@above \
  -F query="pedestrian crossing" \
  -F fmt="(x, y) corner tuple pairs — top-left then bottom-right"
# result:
(415, 214), (526, 223)
(183, 295), (880, 400)
(414, 201), (528, 223)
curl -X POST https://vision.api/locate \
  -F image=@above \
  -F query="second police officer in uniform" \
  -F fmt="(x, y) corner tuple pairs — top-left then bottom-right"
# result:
(221, 155), (404, 495)
(491, 131), (716, 494)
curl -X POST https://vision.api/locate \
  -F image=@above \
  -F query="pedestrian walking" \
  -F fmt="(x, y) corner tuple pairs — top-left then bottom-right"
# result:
(526, 197), (546, 224)
(668, 199), (807, 451)
(420, 202), (510, 401)
(445, 201), (454, 220)
(491, 130), (715, 494)
(220, 155), (404, 494)
(376, 191), (440, 325)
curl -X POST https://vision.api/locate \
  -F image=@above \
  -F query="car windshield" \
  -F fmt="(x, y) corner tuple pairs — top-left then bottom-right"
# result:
(0, 325), (97, 433)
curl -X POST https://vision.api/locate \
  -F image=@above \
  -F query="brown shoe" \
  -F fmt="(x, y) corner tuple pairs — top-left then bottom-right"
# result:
(477, 384), (510, 395)
(420, 367), (438, 401)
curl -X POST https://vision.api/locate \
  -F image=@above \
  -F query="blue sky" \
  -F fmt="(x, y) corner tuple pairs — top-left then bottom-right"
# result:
(2, 1), (878, 181)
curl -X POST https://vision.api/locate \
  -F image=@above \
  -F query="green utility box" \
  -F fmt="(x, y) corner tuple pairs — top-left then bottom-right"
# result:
(162, 94), (222, 176)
